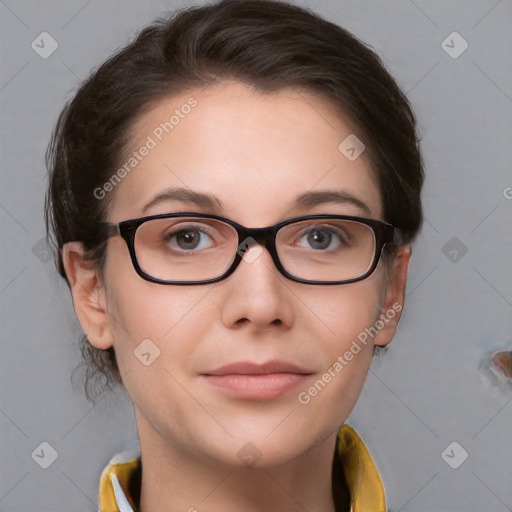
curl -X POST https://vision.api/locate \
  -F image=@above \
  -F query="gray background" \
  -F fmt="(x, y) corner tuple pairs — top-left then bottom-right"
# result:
(1, 0), (511, 510)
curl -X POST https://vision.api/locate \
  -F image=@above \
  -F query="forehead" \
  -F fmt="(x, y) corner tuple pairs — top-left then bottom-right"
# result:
(109, 81), (381, 224)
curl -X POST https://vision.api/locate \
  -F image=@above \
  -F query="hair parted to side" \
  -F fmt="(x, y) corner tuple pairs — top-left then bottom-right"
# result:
(45, 0), (424, 403)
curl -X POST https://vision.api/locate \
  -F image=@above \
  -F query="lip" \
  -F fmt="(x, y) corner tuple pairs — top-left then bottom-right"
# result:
(201, 361), (314, 400)
(204, 360), (313, 376)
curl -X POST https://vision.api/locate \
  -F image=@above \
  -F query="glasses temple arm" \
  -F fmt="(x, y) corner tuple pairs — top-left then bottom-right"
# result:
(98, 222), (121, 240)
(391, 227), (407, 246)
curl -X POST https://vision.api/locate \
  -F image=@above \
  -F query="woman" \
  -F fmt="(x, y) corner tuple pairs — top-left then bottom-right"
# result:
(45, 1), (424, 510)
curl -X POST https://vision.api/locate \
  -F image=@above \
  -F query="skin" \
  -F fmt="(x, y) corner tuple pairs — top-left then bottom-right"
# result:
(63, 81), (411, 512)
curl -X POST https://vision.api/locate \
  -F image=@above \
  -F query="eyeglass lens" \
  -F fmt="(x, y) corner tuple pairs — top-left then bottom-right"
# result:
(134, 216), (377, 283)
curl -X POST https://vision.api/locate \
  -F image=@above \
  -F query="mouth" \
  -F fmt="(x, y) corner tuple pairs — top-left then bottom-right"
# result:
(201, 361), (314, 400)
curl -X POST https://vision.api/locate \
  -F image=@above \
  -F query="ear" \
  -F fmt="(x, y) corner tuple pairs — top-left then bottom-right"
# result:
(62, 242), (114, 350)
(373, 245), (411, 347)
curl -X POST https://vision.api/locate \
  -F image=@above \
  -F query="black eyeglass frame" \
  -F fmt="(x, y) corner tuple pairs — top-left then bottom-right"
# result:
(99, 212), (404, 286)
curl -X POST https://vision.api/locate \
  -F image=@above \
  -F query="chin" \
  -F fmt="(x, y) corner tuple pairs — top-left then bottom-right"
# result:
(199, 430), (316, 469)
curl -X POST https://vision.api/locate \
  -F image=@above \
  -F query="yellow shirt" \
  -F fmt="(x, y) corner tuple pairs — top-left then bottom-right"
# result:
(98, 424), (386, 512)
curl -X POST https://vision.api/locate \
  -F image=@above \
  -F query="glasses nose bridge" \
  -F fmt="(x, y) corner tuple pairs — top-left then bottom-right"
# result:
(238, 226), (282, 270)
(242, 226), (278, 251)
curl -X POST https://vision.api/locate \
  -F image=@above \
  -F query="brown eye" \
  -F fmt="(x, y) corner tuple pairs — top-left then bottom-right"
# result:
(173, 230), (204, 250)
(160, 223), (216, 252)
(305, 228), (338, 250)
(296, 225), (349, 251)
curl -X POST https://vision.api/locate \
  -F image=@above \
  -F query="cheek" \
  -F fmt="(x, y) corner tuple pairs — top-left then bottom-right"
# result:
(305, 275), (384, 346)
(105, 278), (217, 434)
(297, 278), (384, 392)
(102, 242), (213, 376)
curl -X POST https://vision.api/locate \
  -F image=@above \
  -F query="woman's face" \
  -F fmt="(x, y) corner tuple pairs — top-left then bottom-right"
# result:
(66, 81), (409, 467)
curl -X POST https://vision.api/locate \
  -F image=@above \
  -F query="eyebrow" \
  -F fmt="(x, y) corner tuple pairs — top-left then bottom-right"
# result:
(142, 188), (223, 214)
(291, 190), (371, 215)
(142, 187), (371, 216)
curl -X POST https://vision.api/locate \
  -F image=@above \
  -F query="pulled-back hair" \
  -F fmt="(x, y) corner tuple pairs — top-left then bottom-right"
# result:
(45, 0), (424, 402)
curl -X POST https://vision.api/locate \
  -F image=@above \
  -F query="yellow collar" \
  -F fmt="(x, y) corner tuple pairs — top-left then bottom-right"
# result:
(98, 424), (386, 512)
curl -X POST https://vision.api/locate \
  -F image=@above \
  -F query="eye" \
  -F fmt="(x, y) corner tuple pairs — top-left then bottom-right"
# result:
(297, 225), (348, 250)
(164, 225), (215, 251)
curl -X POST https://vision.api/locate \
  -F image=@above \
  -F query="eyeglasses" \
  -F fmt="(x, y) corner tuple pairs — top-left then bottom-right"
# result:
(99, 212), (403, 285)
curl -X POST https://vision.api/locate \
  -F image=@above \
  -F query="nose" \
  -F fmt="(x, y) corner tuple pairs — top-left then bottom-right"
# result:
(220, 243), (295, 331)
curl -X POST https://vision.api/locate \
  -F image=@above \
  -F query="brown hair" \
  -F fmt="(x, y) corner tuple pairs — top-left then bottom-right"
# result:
(45, 0), (424, 402)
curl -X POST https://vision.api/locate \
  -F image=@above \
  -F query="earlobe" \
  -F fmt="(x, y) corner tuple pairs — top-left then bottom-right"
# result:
(62, 242), (114, 350)
(373, 245), (411, 347)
